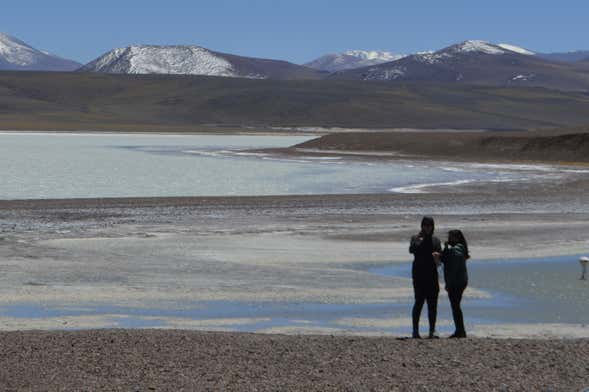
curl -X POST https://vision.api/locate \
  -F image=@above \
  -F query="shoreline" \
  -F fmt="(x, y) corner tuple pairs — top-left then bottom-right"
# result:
(0, 128), (325, 137)
(5, 127), (589, 167)
(0, 126), (494, 135)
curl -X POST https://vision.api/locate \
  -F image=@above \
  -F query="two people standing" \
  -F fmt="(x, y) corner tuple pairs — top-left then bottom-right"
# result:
(409, 216), (469, 338)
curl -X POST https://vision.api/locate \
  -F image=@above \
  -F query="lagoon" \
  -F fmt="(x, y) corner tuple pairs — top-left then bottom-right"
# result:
(1, 132), (532, 200)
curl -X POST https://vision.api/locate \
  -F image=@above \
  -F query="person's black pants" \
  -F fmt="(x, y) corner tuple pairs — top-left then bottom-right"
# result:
(447, 285), (467, 335)
(412, 285), (438, 334)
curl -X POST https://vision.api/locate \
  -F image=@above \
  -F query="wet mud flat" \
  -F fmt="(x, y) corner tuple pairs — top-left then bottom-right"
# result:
(1, 329), (588, 391)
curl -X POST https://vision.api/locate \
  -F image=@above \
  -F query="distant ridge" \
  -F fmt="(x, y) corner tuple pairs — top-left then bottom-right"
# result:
(537, 51), (589, 63)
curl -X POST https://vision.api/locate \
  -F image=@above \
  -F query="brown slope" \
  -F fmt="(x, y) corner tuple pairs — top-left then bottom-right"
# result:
(213, 51), (324, 80)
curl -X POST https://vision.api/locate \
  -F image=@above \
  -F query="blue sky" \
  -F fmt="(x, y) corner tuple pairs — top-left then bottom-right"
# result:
(2, 0), (588, 64)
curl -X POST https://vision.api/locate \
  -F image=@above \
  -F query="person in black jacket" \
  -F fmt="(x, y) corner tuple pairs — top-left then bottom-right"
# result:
(409, 216), (442, 339)
(434, 229), (470, 338)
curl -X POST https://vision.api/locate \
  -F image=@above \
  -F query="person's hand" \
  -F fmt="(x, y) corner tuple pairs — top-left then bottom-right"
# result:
(432, 252), (441, 266)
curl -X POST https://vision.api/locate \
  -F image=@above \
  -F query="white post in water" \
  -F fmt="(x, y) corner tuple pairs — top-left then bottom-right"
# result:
(580, 257), (589, 280)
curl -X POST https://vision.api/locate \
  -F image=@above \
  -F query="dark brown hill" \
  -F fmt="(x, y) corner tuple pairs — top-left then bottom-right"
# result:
(1, 71), (589, 131)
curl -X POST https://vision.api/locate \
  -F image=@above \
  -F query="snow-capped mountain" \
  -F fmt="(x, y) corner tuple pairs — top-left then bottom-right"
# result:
(306, 43), (535, 72)
(0, 33), (81, 71)
(80, 45), (321, 80)
(305, 50), (405, 72)
(329, 40), (589, 90)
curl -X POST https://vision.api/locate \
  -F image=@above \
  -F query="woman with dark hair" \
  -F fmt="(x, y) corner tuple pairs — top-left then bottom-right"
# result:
(434, 230), (470, 338)
(409, 216), (442, 339)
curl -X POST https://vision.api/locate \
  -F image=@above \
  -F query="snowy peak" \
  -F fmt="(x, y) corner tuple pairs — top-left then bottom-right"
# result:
(409, 40), (536, 65)
(305, 50), (405, 72)
(442, 40), (534, 56)
(0, 33), (34, 60)
(81, 45), (242, 77)
(342, 50), (403, 62)
(80, 44), (321, 80)
(0, 32), (81, 71)
(0, 32), (46, 67)
(448, 40), (507, 55)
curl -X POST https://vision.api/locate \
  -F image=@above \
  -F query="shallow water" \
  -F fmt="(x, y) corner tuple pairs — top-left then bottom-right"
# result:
(370, 255), (589, 325)
(0, 132), (545, 199)
(2, 255), (588, 336)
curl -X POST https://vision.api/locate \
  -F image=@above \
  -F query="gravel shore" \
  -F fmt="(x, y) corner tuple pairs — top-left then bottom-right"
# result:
(1, 329), (587, 391)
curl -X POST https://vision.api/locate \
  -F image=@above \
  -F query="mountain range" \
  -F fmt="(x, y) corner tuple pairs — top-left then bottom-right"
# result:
(1, 33), (589, 91)
(305, 44), (589, 72)
(328, 40), (589, 91)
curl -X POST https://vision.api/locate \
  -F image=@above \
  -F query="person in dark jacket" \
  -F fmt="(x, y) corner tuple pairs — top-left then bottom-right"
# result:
(435, 229), (470, 338)
(409, 216), (442, 339)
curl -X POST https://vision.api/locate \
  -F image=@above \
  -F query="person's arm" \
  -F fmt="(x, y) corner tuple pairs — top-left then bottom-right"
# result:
(440, 242), (450, 264)
(409, 234), (422, 254)
(453, 243), (466, 259)
(442, 243), (465, 264)
(432, 251), (442, 266)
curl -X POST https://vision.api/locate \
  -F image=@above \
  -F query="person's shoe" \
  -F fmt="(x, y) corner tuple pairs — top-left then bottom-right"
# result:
(412, 331), (422, 339)
(449, 332), (467, 339)
(428, 331), (439, 339)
